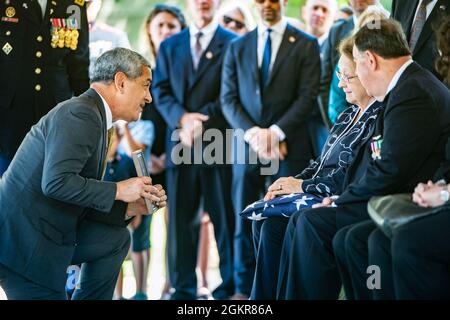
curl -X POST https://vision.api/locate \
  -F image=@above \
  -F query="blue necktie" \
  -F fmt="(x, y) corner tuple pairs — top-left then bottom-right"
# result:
(260, 29), (272, 89)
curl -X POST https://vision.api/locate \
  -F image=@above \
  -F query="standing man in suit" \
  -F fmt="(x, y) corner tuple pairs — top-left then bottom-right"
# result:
(221, 0), (321, 299)
(0, 48), (167, 300)
(277, 19), (450, 300)
(0, 0), (90, 176)
(153, 0), (236, 300)
(391, 0), (449, 80)
(320, 0), (379, 122)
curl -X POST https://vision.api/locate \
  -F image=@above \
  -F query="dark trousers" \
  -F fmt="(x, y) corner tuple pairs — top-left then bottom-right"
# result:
(277, 204), (368, 299)
(334, 220), (387, 300)
(232, 159), (308, 296)
(251, 217), (289, 299)
(381, 210), (450, 299)
(166, 165), (235, 300)
(0, 219), (130, 300)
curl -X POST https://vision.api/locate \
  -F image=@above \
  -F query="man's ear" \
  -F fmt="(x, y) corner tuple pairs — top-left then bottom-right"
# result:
(365, 50), (379, 72)
(113, 71), (127, 93)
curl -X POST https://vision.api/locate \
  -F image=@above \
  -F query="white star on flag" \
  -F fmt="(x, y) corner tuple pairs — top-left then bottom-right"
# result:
(244, 202), (257, 211)
(249, 212), (266, 221)
(263, 203), (269, 211)
(280, 193), (297, 199)
(293, 196), (313, 210)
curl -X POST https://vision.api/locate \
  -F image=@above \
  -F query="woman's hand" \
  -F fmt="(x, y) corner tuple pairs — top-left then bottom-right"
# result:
(264, 177), (303, 201)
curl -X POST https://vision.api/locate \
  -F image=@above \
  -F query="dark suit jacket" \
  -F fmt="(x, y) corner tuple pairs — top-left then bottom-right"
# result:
(153, 26), (236, 168)
(391, 0), (450, 80)
(0, 0), (90, 158)
(319, 17), (354, 115)
(335, 63), (450, 225)
(221, 24), (321, 161)
(0, 89), (128, 292)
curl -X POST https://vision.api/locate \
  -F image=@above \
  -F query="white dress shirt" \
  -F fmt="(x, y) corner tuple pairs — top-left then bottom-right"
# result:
(257, 18), (288, 71)
(383, 59), (414, 100)
(95, 90), (113, 130)
(256, 18), (289, 141)
(189, 21), (218, 68)
(37, 0), (47, 18)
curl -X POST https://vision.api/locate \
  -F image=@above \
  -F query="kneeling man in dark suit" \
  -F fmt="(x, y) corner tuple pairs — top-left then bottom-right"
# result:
(0, 48), (167, 300)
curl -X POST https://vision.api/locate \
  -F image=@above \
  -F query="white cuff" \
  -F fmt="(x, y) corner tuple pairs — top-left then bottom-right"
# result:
(269, 125), (286, 141)
(244, 126), (260, 143)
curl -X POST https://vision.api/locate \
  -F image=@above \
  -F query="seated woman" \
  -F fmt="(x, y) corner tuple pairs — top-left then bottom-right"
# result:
(247, 36), (383, 300)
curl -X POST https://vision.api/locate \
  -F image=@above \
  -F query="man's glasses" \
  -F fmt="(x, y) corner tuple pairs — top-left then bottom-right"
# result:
(336, 70), (358, 83)
(222, 16), (246, 30)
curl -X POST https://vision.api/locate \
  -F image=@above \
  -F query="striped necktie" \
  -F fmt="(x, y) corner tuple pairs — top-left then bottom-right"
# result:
(101, 128), (115, 179)
(409, 0), (432, 52)
(193, 31), (204, 70)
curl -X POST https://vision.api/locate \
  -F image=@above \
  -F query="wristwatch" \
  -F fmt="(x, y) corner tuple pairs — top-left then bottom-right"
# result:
(440, 188), (449, 203)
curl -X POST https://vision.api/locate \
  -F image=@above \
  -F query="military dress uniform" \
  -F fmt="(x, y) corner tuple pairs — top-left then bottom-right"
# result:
(0, 0), (89, 173)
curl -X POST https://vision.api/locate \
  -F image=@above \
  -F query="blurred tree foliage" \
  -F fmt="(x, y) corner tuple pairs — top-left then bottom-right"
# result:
(100, 0), (392, 51)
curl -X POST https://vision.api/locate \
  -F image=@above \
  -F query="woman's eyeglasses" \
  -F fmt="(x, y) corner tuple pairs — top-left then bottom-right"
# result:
(336, 70), (358, 83)
(222, 16), (246, 30)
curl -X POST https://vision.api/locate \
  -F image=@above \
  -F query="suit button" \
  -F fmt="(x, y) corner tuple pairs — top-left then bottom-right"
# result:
(37, 35), (43, 42)
(35, 84), (42, 91)
(5, 31), (11, 36)
(35, 68), (41, 74)
(36, 51), (42, 58)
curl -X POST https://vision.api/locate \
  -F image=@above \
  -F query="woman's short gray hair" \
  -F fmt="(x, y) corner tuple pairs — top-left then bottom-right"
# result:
(91, 47), (151, 84)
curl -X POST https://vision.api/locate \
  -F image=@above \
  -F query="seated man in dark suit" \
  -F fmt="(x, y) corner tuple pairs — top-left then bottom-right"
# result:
(276, 19), (450, 300)
(337, 17), (450, 300)
(0, 48), (167, 300)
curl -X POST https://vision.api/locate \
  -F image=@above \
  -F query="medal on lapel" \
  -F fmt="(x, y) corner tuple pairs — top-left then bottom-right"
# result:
(370, 135), (383, 160)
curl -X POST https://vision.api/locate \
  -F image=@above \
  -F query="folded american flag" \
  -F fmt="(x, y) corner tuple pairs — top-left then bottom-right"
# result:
(240, 193), (323, 221)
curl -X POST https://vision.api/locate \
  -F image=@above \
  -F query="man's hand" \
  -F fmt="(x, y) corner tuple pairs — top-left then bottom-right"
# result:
(150, 153), (166, 175)
(126, 198), (149, 217)
(179, 112), (209, 147)
(152, 184), (167, 208)
(116, 176), (154, 203)
(125, 185), (167, 218)
(413, 180), (448, 208)
(264, 177), (303, 201)
(247, 128), (285, 161)
(312, 197), (335, 208)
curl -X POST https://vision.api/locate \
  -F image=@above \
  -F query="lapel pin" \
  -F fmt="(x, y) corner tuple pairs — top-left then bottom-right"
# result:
(206, 51), (213, 59)
(289, 36), (295, 43)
